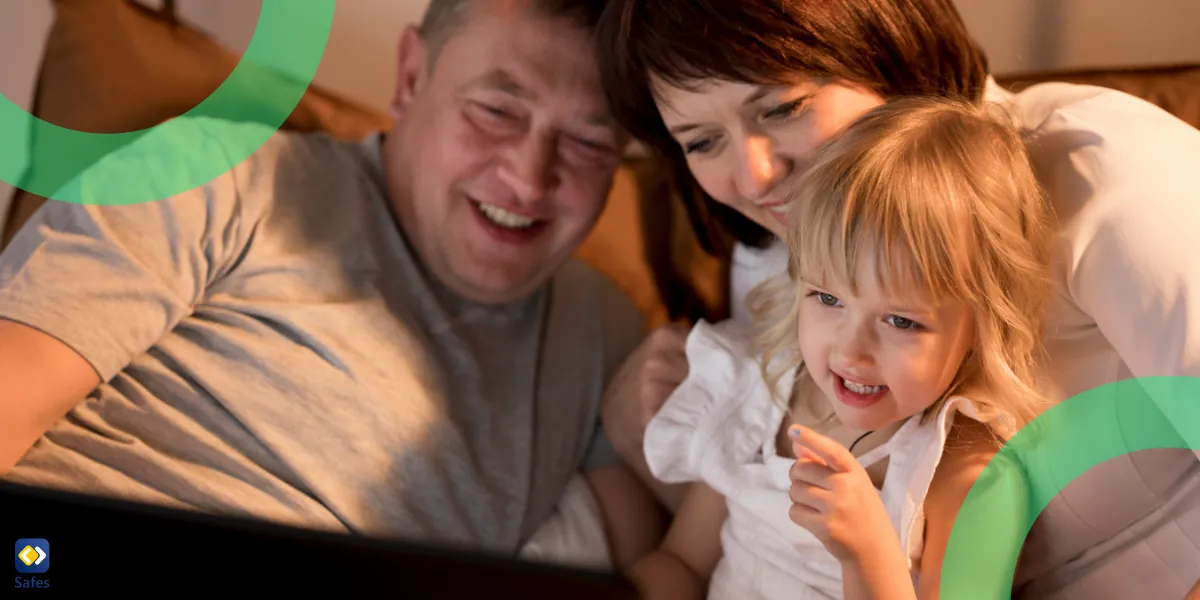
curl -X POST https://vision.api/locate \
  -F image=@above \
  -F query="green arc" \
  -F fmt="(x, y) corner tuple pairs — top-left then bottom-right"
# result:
(0, 0), (336, 205)
(941, 376), (1200, 597)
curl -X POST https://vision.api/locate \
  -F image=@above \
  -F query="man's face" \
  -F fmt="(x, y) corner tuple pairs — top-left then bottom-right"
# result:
(384, 2), (623, 305)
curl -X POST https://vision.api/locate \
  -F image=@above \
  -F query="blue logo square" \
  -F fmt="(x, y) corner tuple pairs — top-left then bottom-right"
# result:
(15, 539), (49, 574)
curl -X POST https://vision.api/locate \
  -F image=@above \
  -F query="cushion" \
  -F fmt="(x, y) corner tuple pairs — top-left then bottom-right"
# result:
(3, 0), (393, 244)
(1, 0), (728, 330)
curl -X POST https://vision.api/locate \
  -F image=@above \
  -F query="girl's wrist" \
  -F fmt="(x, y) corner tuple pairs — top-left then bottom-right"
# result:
(840, 542), (909, 574)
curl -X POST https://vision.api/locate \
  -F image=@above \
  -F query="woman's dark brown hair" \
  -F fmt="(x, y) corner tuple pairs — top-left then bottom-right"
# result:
(595, 0), (991, 253)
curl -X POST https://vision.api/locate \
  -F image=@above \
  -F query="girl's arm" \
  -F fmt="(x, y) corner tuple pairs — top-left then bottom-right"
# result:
(628, 481), (728, 600)
(914, 420), (1031, 600)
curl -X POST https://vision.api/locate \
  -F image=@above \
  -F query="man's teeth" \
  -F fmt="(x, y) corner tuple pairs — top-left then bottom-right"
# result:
(477, 202), (536, 229)
(842, 379), (884, 395)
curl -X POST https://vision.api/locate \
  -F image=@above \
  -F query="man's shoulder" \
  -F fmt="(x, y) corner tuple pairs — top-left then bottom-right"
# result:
(160, 117), (383, 218)
(144, 116), (379, 189)
(553, 259), (648, 374)
(554, 259), (645, 329)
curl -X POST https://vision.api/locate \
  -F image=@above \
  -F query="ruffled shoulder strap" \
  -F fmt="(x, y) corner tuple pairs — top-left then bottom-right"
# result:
(886, 395), (1022, 570)
(643, 319), (794, 484)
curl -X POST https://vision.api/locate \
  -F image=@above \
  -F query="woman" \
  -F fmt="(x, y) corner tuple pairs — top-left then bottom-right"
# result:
(595, 0), (1200, 597)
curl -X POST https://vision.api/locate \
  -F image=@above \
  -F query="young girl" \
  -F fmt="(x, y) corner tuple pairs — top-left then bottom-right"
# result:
(629, 97), (1055, 599)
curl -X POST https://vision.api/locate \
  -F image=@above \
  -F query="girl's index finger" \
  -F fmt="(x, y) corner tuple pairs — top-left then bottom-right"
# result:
(795, 444), (826, 466)
(788, 425), (858, 473)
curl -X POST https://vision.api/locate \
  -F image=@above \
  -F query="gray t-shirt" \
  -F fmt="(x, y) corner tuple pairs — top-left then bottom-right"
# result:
(0, 118), (645, 554)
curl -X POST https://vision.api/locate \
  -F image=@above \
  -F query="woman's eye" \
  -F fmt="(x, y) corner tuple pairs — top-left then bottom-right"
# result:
(763, 97), (807, 120)
(683, 138), (715, 155)
(885, 315), (919, 331)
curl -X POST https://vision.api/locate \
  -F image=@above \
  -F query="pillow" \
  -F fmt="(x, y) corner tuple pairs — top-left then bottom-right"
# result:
(2, 0), (730, 330)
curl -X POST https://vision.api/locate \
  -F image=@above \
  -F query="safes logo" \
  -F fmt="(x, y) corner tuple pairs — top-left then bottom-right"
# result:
(14, 539), (48, 574)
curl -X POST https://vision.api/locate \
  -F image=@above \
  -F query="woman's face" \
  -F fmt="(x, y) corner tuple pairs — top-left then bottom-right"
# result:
(652, 77), (885, 238)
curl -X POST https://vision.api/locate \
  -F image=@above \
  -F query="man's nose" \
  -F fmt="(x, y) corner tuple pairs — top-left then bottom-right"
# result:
(735, 136), (790, 201)
(499, 132), (557, 203)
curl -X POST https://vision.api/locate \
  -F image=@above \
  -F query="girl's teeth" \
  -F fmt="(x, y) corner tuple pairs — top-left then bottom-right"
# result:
(842, 379), (884, 395)
(477, 202), (536, 229)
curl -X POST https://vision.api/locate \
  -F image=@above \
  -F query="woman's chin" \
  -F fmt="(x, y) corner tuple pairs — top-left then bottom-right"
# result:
(739, 208), (788, 239)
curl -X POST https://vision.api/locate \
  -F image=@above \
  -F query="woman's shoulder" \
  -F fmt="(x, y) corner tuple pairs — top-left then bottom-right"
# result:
(986, 78), (1200, 217)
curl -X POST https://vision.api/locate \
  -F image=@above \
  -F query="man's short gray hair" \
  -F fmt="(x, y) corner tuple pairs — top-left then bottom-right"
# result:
(418, 0), (610, 66)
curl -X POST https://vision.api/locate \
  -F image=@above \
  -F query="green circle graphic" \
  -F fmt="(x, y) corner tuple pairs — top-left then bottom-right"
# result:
(941, 376), (1200, 597)
(0, 0), (335, 205)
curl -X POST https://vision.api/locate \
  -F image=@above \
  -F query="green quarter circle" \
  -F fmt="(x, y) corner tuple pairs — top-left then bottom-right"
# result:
(940, 376), (1200, 598)
(0, 0), (336, 205)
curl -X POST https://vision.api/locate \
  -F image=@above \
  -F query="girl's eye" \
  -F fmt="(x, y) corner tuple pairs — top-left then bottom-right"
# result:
(811, 292), (840, 307)
(885, 315), (920, 331)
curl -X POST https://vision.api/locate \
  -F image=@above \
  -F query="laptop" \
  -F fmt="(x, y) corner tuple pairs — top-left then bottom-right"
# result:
(2, 481), (640, 597)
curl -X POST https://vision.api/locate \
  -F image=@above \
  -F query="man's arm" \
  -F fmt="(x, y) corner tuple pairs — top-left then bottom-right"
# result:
(0, 117), (271, 474)
(0, 321), (100, 473)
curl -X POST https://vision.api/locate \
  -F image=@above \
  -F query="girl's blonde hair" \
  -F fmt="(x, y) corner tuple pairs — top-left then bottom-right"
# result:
(750, 96), (1055, 438)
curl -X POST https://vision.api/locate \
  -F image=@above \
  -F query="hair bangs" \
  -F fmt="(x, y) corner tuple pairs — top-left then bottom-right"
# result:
(596, 0), (835, 146)
(789, 124), (980, 307)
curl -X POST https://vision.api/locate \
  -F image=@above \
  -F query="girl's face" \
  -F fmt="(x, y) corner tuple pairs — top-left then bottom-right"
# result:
(795, 262), (976, 432)
(651, 76), (885, 238)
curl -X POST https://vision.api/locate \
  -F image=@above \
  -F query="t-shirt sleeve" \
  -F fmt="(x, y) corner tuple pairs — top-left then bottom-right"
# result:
(579, 424), (623, 471)
(580, 273), (648, 471)
(0, 118), (272, 382)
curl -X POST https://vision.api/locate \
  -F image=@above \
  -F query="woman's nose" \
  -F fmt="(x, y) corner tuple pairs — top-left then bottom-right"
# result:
(735, 136), (790, 201)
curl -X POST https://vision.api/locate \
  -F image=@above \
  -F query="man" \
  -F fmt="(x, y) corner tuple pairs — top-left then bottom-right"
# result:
(0, 0), (662, 568)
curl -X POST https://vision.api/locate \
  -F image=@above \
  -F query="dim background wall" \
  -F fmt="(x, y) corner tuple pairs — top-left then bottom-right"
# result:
(3, 0), (1200, 230)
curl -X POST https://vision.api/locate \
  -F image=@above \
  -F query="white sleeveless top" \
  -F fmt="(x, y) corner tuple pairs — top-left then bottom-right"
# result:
(644, 319), (994, 599)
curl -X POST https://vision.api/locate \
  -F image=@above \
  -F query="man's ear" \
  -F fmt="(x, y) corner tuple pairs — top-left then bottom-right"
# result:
(392, 25), (428, 120)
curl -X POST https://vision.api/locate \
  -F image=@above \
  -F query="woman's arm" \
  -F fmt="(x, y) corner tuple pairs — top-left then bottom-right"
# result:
(914, 420), (1031, 600)
(628, 481), (728, 600)
(584, 463), (669, 569)
(1034, 96), (1200, 462)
